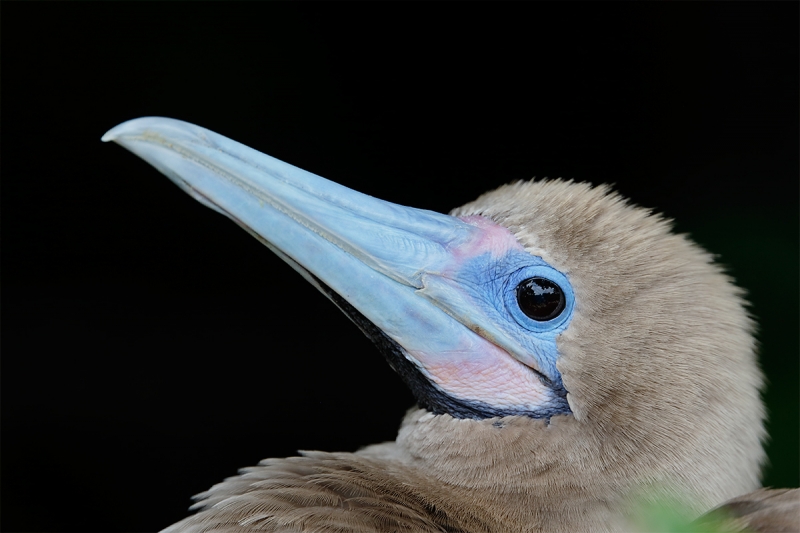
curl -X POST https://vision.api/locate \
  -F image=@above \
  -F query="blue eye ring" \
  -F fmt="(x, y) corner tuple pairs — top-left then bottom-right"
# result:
(503, 265), (574, 333)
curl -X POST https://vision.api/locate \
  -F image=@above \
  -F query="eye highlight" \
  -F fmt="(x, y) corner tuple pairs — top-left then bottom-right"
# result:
(515, 277), (566, 321)
(497, 255), (574, 334)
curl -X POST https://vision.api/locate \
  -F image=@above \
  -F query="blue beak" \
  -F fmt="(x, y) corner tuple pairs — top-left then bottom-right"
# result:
(103, 118), (572, 418)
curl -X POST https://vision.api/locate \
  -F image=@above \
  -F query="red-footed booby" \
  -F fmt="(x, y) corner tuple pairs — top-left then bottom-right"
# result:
(103, 118), (798, 533)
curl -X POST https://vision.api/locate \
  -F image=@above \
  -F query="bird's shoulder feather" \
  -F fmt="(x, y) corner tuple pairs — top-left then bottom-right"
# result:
(692, 488), (800, 533)
(162, 450), (473, 533)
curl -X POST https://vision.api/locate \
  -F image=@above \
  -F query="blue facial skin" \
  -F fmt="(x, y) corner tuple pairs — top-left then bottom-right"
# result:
(323, 241), (577, 421)
(451, 248), (575, 396)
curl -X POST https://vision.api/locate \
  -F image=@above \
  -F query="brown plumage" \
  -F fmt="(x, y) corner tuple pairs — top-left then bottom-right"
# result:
(162, 181), (792, 533)
(102, 118), (796, 533)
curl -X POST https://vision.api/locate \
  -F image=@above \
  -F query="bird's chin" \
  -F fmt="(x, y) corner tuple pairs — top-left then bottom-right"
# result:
(417, 348), (570, 418)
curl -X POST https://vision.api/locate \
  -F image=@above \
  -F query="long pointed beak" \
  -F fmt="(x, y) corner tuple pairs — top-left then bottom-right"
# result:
(103, 118), (564, 416)
(102, 118), (487, 365)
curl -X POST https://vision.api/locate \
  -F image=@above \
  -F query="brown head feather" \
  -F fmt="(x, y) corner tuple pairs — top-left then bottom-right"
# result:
(165, 180), (768, 533)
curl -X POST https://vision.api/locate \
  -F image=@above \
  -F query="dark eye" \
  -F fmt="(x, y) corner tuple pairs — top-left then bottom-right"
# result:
(515, 277), (566, 321)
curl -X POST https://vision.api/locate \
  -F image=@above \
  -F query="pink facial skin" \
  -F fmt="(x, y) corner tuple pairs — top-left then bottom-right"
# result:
(453, 215), (527, 261)
(412, 339), (553, 412)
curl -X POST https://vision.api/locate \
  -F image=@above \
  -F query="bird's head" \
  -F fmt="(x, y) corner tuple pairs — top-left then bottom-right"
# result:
(104, 118), (765, 519)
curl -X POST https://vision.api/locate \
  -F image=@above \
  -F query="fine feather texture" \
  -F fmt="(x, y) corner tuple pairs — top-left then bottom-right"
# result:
(164, 180), (773, 533)
(693, 488), (800, 533)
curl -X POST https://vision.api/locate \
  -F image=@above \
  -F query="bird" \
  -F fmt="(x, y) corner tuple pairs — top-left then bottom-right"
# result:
(103, 117), (798, 533)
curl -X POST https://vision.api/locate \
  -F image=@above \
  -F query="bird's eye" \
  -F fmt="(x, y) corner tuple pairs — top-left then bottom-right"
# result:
(515, 277), (566, 321)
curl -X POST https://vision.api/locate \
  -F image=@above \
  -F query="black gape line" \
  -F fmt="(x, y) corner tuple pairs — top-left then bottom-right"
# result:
(310, 274), (572, 421)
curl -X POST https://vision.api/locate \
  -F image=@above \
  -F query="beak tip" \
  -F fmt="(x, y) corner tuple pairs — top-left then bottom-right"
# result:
(102, 116), (176, 144)
(102, 118), (142, 144)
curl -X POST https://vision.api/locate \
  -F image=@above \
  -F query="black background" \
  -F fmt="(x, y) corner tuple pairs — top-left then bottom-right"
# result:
(3, 4), (798, 532)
